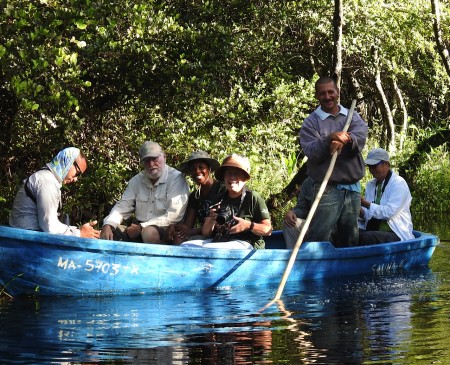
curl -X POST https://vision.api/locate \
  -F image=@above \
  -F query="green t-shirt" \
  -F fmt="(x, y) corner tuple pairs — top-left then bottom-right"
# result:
(212, 189), (270, 249)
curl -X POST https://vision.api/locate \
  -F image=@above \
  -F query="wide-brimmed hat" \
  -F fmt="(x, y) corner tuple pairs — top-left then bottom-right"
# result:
(178, 150), (220, 173)
(215, 154), (251, 181)
(364, 148), (390, 165)
(139, 141), (164, 162)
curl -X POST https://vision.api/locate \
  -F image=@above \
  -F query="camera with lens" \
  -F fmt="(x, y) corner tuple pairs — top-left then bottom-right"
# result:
(216, 205), (236, 226)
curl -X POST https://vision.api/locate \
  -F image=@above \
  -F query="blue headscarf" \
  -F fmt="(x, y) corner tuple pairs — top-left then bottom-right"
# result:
(46, 147), (80, 183)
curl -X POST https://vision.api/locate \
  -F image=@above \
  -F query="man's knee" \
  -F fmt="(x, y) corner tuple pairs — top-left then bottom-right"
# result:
(141, 225), (166, 243)
(282, 218), (305, 249)
(141, 226), (161, 243)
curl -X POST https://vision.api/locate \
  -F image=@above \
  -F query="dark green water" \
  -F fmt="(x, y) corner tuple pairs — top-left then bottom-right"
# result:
(0, 214), (449, 364)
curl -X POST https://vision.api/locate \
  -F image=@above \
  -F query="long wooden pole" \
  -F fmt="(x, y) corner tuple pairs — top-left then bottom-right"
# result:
(259, 99), (357, 313)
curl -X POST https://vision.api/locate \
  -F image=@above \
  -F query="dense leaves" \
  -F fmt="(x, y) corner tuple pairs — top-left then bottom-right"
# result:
(1, 0), (449, 227)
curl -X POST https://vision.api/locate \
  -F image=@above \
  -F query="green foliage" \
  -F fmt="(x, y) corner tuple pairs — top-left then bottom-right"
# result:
(410, 146), (450, 213)
(166, 78), (315, 198)
(1, 0), (450, 226)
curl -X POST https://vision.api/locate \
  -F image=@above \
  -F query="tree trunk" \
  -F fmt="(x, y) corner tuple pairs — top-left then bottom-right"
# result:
(332, 0), (343, 94)
(373, 47), (396, 153)
(269, 0), (344, 213)
(350, 74), (367, 119)
(431, 0), (450, 78)
(392, 78), (408, 151)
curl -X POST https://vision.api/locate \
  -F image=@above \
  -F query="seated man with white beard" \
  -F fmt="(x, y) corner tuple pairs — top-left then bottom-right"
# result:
(100, 141), (190, 244)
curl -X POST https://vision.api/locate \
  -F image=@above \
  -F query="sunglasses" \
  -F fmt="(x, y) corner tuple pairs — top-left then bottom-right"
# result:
(73, 161), (83, 177)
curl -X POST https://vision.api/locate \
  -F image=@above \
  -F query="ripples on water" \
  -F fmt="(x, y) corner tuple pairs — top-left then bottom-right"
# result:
(1, 218), (449, 364)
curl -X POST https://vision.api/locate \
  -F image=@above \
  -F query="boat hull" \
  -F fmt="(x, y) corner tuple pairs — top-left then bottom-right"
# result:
(0, 226), (438, 296)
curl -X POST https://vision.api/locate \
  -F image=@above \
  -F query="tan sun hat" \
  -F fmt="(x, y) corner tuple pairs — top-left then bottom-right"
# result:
(178, 150), (220, 173)
(215, 154), (251, 181)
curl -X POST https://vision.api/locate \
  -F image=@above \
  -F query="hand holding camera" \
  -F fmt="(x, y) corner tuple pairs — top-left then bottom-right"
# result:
(216, 205), (236, 226)
(228, 216), (253, 234)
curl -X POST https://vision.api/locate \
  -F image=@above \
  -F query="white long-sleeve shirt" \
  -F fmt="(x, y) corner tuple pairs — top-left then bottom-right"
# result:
(102, 165), (189, 228)
(359, 171), (414, 241)
(9, 169), (80, 236)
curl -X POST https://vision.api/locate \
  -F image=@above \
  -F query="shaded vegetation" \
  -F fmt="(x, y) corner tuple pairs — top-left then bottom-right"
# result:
(1, 0), (449, 230)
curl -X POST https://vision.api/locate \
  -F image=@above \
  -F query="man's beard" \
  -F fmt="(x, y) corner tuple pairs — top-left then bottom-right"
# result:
(144, 165), (164, 180)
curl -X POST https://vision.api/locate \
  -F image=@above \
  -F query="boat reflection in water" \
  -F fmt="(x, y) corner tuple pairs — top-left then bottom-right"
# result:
(0, 266), (441, 364)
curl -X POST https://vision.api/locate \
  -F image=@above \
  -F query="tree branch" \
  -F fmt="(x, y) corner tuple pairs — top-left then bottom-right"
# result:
(431, 0), (450, 78)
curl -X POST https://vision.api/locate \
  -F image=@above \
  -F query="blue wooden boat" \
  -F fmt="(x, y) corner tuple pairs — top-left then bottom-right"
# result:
(0, 225), (438, 297)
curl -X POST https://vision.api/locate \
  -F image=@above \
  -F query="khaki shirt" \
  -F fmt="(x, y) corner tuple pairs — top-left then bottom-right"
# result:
(103, 165), (189, 228)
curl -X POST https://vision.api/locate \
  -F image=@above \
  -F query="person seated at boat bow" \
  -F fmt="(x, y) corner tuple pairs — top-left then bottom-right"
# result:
(167, 150), (226, 244)
(358, 148), (414, 245)
(100, 141), (190, 243)
(9, 147), (100, 238)
(181, 154), (272, 249)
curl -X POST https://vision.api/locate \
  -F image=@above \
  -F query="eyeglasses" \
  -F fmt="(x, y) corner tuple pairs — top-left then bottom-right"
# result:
(73, 161), (83, 177)
(367, 161), (384, 168)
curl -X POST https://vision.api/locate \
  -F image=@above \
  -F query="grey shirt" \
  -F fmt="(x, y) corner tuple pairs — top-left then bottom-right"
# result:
(299, 105), (368, 184)
(9, 169), (80, 236)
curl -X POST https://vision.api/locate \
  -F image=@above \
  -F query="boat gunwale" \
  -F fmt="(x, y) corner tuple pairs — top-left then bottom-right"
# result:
(0, 225), (438, 297)
(0, 225), (438, 263)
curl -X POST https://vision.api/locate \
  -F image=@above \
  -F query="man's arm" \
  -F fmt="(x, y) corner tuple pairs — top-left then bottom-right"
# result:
(101, 178), (139, 240)
(367, 179), (411, 220)
(299, 116), (332, 163)
(36, 177), (80, 236)
(102, 177), (139, 228)
(100, 224), (115, 240)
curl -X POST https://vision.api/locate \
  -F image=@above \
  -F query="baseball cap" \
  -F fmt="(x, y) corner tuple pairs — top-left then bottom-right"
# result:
(364, 148), (390, 165)
(139, 141), (163, 161)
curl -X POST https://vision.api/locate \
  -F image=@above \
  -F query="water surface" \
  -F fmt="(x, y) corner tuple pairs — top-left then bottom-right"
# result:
(1, 216), (449, 364)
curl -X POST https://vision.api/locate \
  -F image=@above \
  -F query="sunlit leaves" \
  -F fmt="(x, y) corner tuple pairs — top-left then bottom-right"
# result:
(1, 0), (450, 225)
(74, 20), (87, 30)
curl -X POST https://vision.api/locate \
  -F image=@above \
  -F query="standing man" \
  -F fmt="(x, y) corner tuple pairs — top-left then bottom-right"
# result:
(101, 141), (190, 243)
(9, 147), (100, 238)
(358, 148), (414, 245)
(299, 76), (368, 247)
